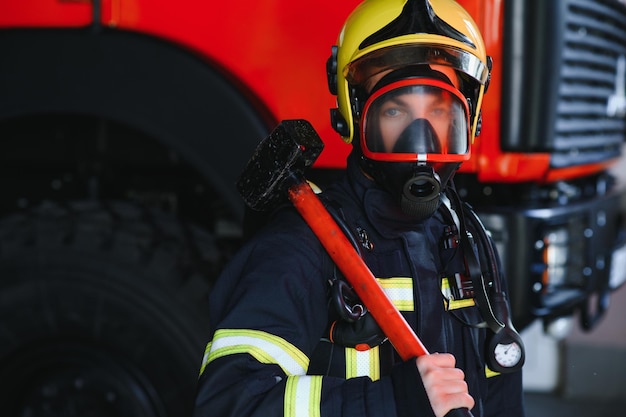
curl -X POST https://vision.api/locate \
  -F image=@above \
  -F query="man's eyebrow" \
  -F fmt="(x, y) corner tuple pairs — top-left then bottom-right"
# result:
(386, 96), (409, 106)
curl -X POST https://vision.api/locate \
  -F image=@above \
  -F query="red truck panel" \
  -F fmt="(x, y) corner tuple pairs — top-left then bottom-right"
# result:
(1, 0), (619, 180)
(99, 0), (360, 168)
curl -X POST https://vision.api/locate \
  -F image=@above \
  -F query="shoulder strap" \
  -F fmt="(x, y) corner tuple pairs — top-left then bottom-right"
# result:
(446, 187), (527, 373)
(318, 194), (388, 349)
(444, 186), (505, 333)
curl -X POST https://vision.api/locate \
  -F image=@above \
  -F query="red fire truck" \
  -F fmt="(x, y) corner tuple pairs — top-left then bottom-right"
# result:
(1, 0), (625, 415)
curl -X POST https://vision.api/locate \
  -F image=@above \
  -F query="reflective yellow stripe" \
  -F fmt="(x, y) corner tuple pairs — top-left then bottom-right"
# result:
(377, 277), (414, 311)
(284, 376), (322, 417)
(441, 277), (451, 291)
(206, 329), (309, 375)
(345, 346), (381, 381)
(447, 298), (476, 309)
(441, 277), (476, 310)
(485, 366), (500, 378)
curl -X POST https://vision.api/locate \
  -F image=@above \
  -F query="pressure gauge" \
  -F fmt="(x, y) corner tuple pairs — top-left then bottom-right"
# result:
(486, 326), (525, 374)
(493, 342), (523, 368)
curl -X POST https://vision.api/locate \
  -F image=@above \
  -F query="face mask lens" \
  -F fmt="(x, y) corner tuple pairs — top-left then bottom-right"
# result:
(363, 83), (469, 160)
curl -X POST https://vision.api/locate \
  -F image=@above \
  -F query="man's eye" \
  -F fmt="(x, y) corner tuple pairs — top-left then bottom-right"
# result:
(383, 108), (401, 117)
(431, 108), (449, 117)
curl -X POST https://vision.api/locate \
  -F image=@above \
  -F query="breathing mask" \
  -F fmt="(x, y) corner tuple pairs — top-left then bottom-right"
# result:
(358, 74), (471, 219)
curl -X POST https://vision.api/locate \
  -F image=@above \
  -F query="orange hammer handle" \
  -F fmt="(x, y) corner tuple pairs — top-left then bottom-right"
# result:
(288, 182), (429, 360)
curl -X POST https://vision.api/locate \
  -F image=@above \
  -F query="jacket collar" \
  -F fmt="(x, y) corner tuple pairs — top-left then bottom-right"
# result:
(344, 152), (438, 239)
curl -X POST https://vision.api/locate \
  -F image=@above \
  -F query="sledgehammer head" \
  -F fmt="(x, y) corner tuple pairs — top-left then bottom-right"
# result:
(236, 119), (324, 211)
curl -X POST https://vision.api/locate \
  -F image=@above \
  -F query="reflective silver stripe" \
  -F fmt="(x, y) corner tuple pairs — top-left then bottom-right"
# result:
(199, 341), (212, 377)
(207, 329), (309, 376)
(377, 277), (414, 311)
(285, 376), (323, 417)
(345, 346), (381, 381)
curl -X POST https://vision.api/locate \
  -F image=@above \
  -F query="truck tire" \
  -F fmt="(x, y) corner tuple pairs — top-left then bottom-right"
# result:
(0, 200), (219, 417)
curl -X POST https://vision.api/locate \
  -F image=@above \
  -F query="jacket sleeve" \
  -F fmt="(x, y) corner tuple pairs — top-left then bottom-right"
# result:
(192, 211), (422, 417)
(484, 371), (525, 417)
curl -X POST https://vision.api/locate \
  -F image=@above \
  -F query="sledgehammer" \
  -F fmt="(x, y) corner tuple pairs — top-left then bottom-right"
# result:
(237, 120), (473, 417)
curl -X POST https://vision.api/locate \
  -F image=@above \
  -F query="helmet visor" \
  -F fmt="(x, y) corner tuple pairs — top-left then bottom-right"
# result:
(347, 44), (489, 86)
(361, 79), (470, 163)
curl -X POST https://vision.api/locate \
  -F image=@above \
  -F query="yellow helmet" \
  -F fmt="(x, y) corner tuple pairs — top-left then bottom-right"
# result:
(327, 0), (490, 145)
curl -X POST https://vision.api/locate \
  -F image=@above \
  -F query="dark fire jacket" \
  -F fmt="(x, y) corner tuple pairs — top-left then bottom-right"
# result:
(193, 156), (525, 417)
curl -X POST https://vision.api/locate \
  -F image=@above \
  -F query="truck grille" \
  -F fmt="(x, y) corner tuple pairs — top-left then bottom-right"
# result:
(501, 0), (626, 168)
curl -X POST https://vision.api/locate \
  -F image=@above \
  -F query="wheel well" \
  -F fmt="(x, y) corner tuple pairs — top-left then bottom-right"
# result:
(0, 28), (273, 224)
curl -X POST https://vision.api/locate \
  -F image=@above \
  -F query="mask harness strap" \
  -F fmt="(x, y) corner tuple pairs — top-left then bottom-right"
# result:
(445, 185), (505, 334)
(445, 183), (526, 373)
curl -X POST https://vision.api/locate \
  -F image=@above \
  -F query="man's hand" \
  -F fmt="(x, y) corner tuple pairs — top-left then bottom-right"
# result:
(416, 353), (475, 417)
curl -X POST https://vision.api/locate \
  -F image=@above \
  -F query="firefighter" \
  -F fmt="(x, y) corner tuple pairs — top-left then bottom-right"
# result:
(194, 1), (525, 416)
